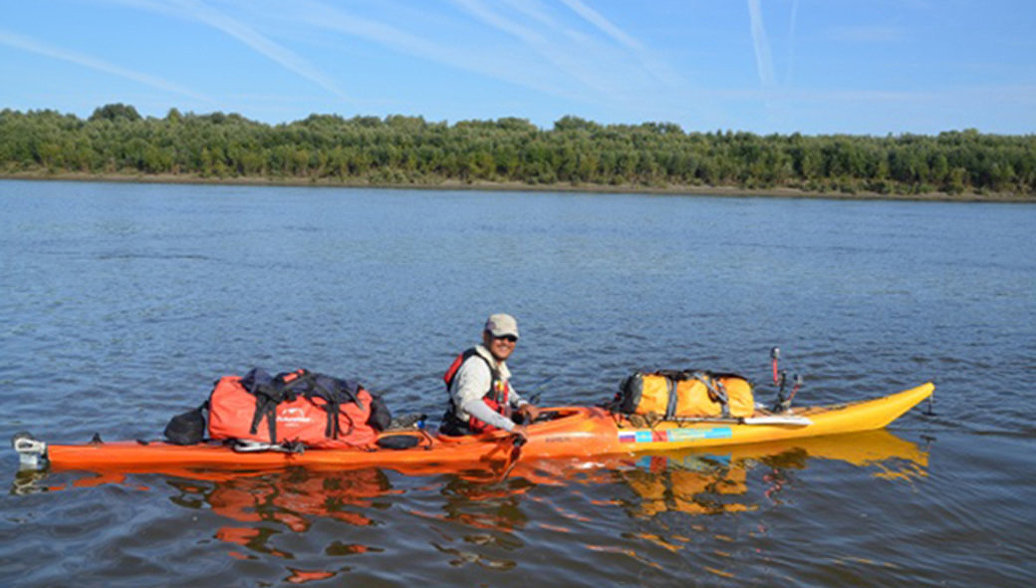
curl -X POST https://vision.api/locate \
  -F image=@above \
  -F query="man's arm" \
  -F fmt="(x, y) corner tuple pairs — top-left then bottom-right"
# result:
(459, 397), (517, 432)
(506, 383), (539, 421)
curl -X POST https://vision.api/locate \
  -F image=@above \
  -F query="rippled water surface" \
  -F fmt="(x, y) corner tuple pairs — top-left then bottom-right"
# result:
(1, 180), (1034, 586)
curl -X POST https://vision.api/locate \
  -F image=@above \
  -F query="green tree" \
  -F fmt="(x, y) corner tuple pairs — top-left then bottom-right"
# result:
(89, 103), (141, 122)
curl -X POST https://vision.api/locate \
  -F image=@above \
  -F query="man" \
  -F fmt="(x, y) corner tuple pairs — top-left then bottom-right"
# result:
(440, 313), (540, 437)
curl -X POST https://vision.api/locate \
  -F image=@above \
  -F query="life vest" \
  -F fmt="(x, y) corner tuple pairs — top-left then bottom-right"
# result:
(207, 368), (390, 448)
(442, 348), (511, 433)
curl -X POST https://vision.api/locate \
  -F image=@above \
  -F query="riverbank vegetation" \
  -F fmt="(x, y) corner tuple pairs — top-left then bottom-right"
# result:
(1, 104), (1033, 198)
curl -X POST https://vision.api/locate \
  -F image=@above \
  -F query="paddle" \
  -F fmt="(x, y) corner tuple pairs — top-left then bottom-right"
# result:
(522, 374), (557, 406)
(497, 433), (527, 481)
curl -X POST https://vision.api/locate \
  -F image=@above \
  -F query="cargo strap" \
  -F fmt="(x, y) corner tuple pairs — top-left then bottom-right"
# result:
(243, 368), (363, 443)
(664, 378), (678, 419)
(693, 371), (731, 418)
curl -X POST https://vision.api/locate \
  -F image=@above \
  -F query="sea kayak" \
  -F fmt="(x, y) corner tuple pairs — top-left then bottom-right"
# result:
(14, 382), (933, 475)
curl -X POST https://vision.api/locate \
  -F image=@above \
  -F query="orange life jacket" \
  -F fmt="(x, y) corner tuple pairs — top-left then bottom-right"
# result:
(443, 348), (510, 433)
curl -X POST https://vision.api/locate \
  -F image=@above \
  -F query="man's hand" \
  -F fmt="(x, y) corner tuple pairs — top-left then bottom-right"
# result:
(519, 404), (541, 422)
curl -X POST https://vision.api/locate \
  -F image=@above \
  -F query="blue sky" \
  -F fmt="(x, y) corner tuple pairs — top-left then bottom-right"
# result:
(2, 0), (1034, 135)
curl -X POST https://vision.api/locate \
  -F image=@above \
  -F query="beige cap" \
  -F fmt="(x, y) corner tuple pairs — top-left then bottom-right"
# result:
(484, 313), (519, 339)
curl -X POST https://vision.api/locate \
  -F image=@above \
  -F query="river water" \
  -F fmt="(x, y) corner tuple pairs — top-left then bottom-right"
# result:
(1, 180), (1033, 586)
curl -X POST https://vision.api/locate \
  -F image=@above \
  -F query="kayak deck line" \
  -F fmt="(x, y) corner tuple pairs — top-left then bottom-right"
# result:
(14, 382), (934, 475)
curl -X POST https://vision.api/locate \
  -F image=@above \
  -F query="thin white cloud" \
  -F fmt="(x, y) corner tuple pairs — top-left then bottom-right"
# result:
(501, 0), (557, 30)
(556, 0), (683, 88)
(557, 0), (642, 51)
(285, 0), (476, 68)
(164, 0), (692, 122)
(448, 0), (689, 110)
(452, 0), (547, 46)
(747, 0), (775, 89)
(785, 0), (798, 86)
(0, 28), (211, 101)
(111, 0), (348, 100)
(280, 0), (589, 105)
(450, 0), (619, 96)
(60, 0), (701, 124)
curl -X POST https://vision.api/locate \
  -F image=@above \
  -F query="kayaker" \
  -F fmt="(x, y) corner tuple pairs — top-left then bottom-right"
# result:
(440, 313), (540, 438)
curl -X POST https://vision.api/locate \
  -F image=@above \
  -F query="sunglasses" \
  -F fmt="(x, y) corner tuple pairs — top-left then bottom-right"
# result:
(493, 335), (518, 343)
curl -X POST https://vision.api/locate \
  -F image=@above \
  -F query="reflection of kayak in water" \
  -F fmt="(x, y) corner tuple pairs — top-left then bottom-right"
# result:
(599, 429), (931, 518)
(658, 427), (930, 470)
(12, 428), (929, 550)
(14, 383), (933, 475)
(212, 431), (929, 525)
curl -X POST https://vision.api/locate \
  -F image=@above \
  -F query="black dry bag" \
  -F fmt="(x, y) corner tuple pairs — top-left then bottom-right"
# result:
(163, 404), (207, 445)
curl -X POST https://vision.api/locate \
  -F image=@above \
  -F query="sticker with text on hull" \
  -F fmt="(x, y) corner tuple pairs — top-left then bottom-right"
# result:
(618, 427), (733, 444)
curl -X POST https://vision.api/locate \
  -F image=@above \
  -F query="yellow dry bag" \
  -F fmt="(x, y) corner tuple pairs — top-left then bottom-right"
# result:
(614, 370), (755, 419)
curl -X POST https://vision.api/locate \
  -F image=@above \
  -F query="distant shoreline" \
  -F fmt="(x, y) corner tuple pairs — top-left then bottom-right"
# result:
(2, 171), (1033, 203)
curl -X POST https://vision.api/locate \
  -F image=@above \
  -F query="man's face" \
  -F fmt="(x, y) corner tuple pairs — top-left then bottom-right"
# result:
(484, 331), (517, 362)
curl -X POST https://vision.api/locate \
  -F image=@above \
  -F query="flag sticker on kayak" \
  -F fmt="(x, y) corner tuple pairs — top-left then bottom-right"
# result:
(619, 431), (654, 443)
(618, 427), (733, 444)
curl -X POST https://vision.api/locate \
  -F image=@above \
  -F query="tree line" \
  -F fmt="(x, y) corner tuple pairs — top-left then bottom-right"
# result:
(1, 103), (1033, 197)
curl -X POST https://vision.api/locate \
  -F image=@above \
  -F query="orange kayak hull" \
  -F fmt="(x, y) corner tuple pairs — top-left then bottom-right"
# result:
(32, 383), (933, 475)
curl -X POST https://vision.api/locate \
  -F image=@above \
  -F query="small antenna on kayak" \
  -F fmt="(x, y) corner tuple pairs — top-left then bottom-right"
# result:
(769, 348), (803, 413)
(770, 347), (780, 385)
